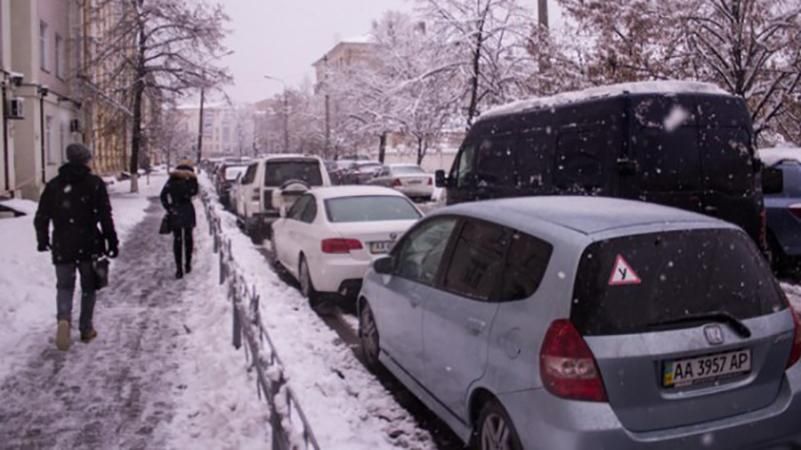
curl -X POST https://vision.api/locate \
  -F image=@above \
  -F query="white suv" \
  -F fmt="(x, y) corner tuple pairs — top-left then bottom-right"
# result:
(233, 155), (331, 241)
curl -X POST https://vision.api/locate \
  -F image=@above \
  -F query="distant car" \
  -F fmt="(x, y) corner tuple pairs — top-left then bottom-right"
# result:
(341, 160), (383, 185)
(271, 186), (422, 307)
(358, 196), (801, 450)
(368, 164), (433, 202)
(216, 163), (249, 209)
(760, 148), (801, 277)
(232, 155), (332, 242)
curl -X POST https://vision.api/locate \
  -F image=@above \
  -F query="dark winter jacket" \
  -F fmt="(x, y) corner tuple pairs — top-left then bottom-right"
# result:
(34, 162), (119, 264)
(160, 167), (198, 229)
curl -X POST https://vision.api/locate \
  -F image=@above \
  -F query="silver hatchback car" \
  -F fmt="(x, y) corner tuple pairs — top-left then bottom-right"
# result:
(357, 196), (801, 450)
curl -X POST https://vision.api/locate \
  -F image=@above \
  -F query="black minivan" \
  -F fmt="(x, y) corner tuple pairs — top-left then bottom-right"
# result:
(436, 83), (766, 248)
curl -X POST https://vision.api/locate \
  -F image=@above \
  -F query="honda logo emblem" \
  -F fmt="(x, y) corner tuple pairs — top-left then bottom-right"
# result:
(704, 325), (725, 346)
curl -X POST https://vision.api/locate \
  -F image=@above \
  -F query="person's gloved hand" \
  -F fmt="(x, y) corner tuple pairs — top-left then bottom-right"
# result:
(37, 242), (50, 252)
(106, 241), (119, 259)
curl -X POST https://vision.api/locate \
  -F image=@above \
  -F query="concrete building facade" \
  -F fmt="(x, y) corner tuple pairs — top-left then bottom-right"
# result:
(177, 102), (255, 159)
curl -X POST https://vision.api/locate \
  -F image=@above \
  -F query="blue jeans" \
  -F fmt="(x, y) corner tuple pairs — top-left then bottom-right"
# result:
(55, 261), (96, 333)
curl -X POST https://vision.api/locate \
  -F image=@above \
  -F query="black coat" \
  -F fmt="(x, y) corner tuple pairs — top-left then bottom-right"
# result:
(34, 163), (118, 264)
(160, 169), (198, 229)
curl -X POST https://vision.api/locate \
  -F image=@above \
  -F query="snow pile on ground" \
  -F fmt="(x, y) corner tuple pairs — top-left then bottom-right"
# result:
(0, 198), (38, 215)
(200, 176), (435, 450)
(481, 79), (726, 120)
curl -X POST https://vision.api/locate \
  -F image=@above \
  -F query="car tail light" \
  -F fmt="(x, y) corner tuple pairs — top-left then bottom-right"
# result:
(540, 319), (608, 402)
(427, 177), (433, 185)
(789, 203), (801, 220)
(392, 178), (402, 187)
(263, 189), (274, 210)
(321, 238), (363, 254)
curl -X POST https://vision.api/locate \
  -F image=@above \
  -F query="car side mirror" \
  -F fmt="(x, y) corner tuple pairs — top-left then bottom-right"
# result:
(435, 170), (447, 188)
(373, 256), (393, 275)
(762, 167), (783, 195)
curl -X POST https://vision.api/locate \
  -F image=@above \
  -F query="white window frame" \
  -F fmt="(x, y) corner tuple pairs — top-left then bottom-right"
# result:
(39, 21), (49, 72)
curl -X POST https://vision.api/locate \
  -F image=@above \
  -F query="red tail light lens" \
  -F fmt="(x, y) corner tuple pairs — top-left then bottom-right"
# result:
(789, 203), (801, 220)
(391, 178), (402, 187)
(540, 319), (608, 402)
(427, 177), (433, 185)
(321, 238), (363, 254)
(787, 309), (801, 369)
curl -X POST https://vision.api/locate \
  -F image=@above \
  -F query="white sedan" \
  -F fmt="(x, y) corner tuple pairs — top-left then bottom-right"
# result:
(368, 164), (434, 202)
(270, 186), (422, 306)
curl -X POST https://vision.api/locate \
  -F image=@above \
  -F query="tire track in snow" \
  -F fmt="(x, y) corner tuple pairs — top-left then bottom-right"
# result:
(0, 198), (195, 449)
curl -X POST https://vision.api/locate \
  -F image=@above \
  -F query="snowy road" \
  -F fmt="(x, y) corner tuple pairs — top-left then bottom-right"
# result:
(0, 194), (268, 449)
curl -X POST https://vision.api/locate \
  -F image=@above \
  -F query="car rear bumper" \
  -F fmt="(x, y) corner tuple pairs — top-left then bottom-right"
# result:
(311, 256), (371, 293)
(501, 366), (801, 450)
(397, 185), (433, 198)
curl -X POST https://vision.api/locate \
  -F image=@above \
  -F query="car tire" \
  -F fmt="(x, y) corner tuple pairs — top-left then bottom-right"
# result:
(359, 300), (381, 372)
(299, 256), (321, 309)
(475, 399), (523, 450)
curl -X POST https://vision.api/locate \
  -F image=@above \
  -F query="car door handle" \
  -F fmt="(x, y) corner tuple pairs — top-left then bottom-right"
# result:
(466, 318), (487, 335)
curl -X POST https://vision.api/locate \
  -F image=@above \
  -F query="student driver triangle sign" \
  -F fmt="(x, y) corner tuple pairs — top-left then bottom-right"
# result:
(608, 255), (641, 286)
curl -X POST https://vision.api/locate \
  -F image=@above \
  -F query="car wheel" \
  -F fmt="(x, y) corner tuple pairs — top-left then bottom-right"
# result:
(359, 300), (381, 371)
(476, 399), (523, 450)
(299, 256), (321, 309)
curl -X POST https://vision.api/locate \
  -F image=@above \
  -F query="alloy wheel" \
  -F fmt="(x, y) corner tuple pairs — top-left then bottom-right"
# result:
(360, 305), (379, 362)
(480, 412), (512, 450)
(300, 259), (311, 298)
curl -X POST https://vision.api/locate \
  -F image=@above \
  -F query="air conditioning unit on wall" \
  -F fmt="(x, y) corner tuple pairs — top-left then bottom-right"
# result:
(6, 98), (24, 120)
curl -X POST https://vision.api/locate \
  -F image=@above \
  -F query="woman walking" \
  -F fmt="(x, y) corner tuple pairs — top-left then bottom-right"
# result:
(161, 162), (199, 279)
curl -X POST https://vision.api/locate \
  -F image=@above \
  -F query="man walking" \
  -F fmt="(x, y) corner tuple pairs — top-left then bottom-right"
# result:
(34, 143), (119, 351)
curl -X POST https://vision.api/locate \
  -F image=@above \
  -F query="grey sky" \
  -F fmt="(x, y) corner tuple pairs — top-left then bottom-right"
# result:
(219, 0), (562, 104)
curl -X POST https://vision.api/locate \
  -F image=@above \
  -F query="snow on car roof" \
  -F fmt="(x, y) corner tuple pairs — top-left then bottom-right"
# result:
(758, 147), (801, 167)
(479, 80), (729, 121)
(310, 185), (407, 200)
(439, 196), (728, 236)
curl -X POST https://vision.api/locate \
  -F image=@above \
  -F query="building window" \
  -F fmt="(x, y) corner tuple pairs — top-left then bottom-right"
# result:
(55, 33), (64, 79)
(45, 116), (55, 164)
(39, 21), (48, 72)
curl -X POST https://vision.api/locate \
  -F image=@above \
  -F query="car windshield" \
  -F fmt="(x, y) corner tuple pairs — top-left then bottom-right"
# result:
(325, 196), (421, 223)
(265, 160), (323, 186)
(225, 166), (247, 181)
(571, 228), (785, 336)
(392, 166), (425, 175)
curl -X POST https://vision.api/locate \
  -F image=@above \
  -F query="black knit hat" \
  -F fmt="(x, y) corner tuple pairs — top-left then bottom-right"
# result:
(66, 143), (92, 164)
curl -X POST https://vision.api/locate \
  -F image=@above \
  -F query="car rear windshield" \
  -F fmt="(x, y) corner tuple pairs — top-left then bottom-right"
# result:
(225, 166), (247, 181)
(571, 229), (785, 336)
(393, 166), (425, 175)
(265, 160), (323, 187)
(325, 196), (421, 223)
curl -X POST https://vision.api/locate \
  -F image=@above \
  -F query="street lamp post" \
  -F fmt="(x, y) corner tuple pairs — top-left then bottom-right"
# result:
(264, 75), (289, 153)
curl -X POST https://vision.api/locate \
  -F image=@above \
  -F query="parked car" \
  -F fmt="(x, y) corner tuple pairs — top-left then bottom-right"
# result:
(232, 154), (332, 242)
(435, 81), (767, 251)
(271, 186), (422, 307)
(760, 147), (801, 277)
(368, 164), (434, 202)
(215, 162), (250, 209)
(341, 160), (383, 185)
(358, 195), (801, 450)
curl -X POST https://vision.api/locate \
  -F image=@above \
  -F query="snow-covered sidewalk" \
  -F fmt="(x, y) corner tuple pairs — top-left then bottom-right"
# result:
(0, 178), (269, 448)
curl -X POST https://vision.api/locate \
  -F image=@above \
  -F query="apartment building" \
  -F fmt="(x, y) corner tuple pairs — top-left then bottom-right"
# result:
(177, 102), (255, 159)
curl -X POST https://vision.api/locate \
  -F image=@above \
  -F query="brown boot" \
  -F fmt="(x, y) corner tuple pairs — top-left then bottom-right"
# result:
(80, 329), (98, 343)
(56, 320), (71, 351)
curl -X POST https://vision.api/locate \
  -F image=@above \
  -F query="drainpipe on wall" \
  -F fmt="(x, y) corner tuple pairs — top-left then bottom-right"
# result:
(2, 81), (9, 193)
(39, 86), (47, 184)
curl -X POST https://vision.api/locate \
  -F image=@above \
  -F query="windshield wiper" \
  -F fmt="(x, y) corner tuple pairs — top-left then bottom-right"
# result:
(647, 312), (752, 338)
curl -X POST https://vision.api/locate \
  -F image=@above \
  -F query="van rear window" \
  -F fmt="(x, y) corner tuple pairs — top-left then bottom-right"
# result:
(570, 229), (784, 336)
(265, 160), (323, 187)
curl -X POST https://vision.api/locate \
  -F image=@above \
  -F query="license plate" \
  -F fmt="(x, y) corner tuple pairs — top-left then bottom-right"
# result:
(662, 349), (751, 388)
(369, 241), (394, 254)
(407, 180), (422, 184)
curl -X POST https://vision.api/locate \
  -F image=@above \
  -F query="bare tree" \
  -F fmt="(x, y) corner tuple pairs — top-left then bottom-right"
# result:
(82, 0), (230, 192)
(418, 0), (534, 127)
